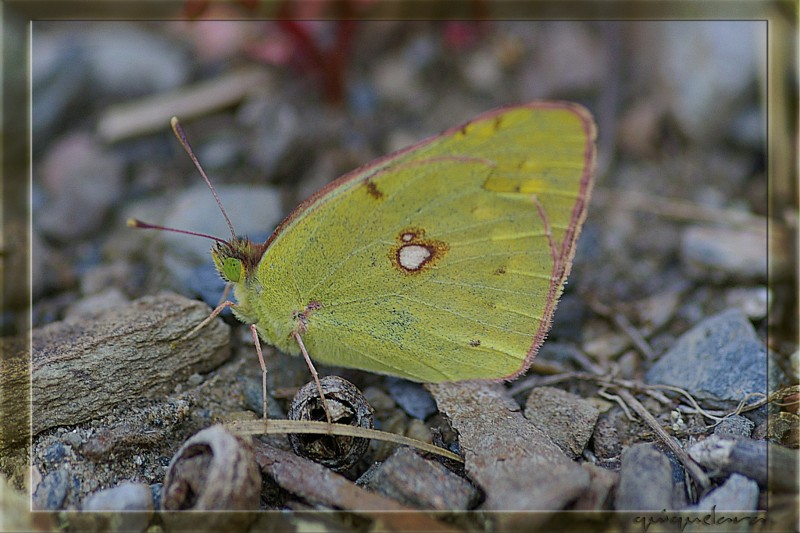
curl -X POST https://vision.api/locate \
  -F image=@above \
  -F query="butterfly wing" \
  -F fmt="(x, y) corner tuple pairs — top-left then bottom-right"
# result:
(248, 102), (596, 382)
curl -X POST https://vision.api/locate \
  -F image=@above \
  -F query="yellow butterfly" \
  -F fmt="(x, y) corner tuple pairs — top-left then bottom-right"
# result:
(132, 102), (596, 417)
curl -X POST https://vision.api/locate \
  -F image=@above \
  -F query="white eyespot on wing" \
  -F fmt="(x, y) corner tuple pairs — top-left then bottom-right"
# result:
(398, 244), (432, 271)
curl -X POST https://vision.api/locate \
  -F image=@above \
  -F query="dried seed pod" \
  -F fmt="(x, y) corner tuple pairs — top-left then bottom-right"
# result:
(288, 376), (374, 471)
(161, 425), (261, 530)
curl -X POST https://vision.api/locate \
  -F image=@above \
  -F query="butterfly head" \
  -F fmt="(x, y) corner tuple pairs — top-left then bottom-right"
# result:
(211, 237), (267, 285)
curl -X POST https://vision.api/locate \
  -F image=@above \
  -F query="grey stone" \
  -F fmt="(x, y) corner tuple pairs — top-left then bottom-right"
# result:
(615, 444), (674, 511)
(83, 481), (154, 512)
(37, 133), (125, 241)
(32, 31), (90, 142)
(681, 225), (767, 282)
(82, 482), (154, 533)
(645, 309), (777, 410)
(386, 378), (438, 420)
(686, 474), (759, 512)
(33, 469), (69, 510)
(82, 23), (189, 95)
(654, 21), (761, 143)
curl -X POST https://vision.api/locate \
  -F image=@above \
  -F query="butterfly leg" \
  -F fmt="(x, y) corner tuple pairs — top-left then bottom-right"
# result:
(292, 331), (333, 427)
(179, 300), (236, 342)
(249, 324), (269, 420)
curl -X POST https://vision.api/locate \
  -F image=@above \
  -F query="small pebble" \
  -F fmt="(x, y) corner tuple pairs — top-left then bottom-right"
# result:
(32, 33), (89, 142)
(404, 418), (434, 444)
(362, 386), (397, 416)
(629, 286), (685, 335)
(766, 412), (800, 446)
(714, 415), (755, 438)
(245, 100), (305, 176)
(64, 287), (130, 321)
(242, 376), (285, 419)
(592, 411), (622, 461)
(79, 261), (138, 296)
(83, 481), (154, 512)
(151, 483), (163, 510)
(520, 21), (607, 97)
(82, 482), (154, 533)
(63, 431), (82, 448)
(385, 378), (438, 420)
(371, 410), (409, 462)
(373, 44), (426, 105)
(462, 48), (503, 92)
(789, 349), (800, 382)
(81, 22), (189, 95)
(187, 373), (204, 387)
(723, 286), (770, 320)
(44, 442), (67, 465)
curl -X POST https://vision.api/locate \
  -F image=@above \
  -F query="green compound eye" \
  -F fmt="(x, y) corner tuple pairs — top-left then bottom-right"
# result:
(220, 257), (244, 283)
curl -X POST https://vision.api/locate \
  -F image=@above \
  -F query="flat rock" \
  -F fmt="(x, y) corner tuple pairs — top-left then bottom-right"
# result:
(428, 382), (590, 514)
(358, 447), (479, 510)
(524, 386), (600, 459)
(31, 292), (230, 435)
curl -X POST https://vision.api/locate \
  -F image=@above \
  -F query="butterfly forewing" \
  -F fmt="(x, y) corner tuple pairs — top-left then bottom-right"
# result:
(249, 102), (596, 382)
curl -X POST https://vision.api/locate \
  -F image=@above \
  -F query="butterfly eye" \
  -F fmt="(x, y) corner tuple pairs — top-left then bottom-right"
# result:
(220, 257), (244, 283)
(212, 250), (244, 283)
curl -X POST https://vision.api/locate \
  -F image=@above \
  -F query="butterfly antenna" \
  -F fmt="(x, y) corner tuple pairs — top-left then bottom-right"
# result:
(126, 218), (226, 243)
(170, 117), (237, 241)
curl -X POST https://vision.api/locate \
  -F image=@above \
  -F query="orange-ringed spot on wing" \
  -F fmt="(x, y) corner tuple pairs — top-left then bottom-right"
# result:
(389, 227), (449, 274)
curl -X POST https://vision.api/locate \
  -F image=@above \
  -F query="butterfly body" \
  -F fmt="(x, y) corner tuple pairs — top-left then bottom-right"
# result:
(210, 102), (597, 383)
